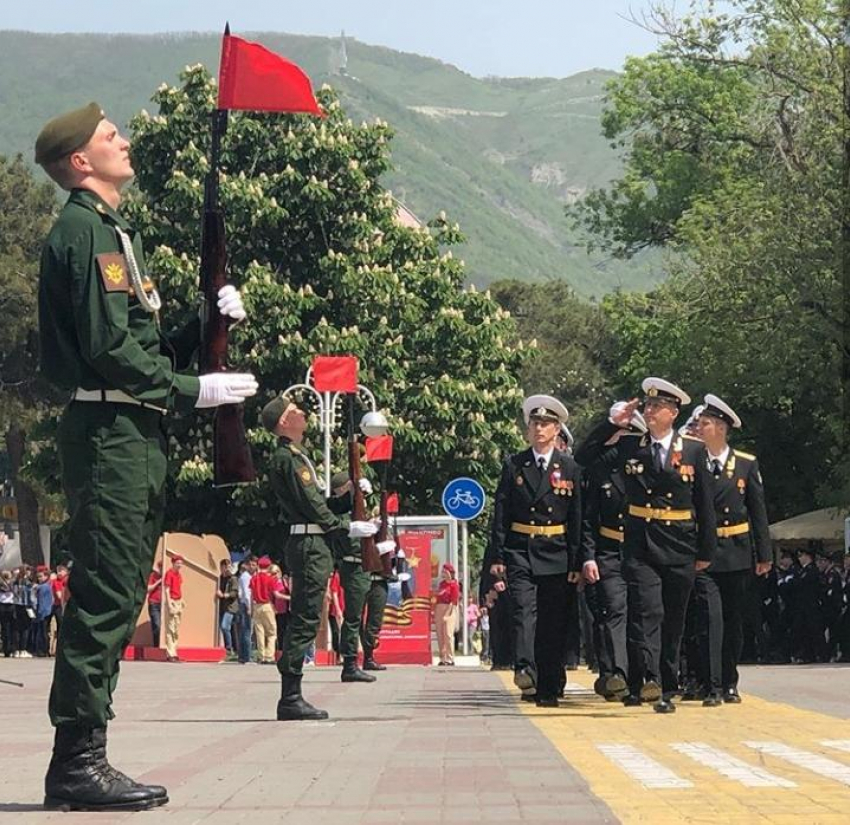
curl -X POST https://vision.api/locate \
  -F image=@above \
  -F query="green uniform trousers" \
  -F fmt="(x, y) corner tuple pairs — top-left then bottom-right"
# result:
(360, 578), (389, 656)
(51, 402), (166, 726)
(338, 559), (370, 658)
(277, 534), (333, 676)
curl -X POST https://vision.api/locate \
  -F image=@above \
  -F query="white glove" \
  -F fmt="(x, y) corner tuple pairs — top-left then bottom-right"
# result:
(358, 478), (373, 496)
(195, 372), (258, 409)
(609, 401), (627, 424)
(348, 520), (379, 539)
(217, 285), (246, 322)
(377, 540), (396, 556)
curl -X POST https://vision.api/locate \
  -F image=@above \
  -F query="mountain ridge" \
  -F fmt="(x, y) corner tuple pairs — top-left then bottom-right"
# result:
(0, 30), (659, 295)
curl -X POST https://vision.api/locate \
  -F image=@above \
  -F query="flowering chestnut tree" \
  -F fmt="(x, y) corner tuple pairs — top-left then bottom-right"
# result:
(124, 65), (529, 549)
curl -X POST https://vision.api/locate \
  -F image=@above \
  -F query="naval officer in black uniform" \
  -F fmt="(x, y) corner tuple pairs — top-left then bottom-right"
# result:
(580, 408), (647, 701)
(696, 394), (771, 703)
(576, 378), (717, 713)
(487, 395), (582, 706)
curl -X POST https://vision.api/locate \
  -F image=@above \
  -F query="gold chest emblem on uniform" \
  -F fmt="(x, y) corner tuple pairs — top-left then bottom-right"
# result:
(299, 467), (313, 484)
(105, 262), (125, 284)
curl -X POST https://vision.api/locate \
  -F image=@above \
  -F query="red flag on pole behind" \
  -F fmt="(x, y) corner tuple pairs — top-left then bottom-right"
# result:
(386, 492), (400, 514)
(218, 33), (323, 115)
(365, 435), (394, 463)
(312, 355), (358, 393)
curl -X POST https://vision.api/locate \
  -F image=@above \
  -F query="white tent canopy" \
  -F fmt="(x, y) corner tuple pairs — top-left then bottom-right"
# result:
(769, 507), (849, 542)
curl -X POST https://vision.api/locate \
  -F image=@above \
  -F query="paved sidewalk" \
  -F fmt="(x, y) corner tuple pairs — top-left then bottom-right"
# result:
(0, 659), (616, 824)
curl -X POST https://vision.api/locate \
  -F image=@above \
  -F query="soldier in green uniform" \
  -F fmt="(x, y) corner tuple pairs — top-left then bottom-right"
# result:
(361, 567), (391, 670)
(35, 103), (258, 811)
(262, 396), (378, 720)
(327, 472), (396, 682)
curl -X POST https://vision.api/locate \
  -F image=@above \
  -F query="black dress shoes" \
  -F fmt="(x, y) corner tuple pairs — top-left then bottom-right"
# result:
(639, 680), (662, 703)
(723, 687), (742, 704)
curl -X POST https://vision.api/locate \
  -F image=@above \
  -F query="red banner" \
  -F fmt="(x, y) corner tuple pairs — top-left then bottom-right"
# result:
(365, 435), (393, 462)
(311, 355), (358, 393)
(217, 33), (323, 115)
(376, 532), (432, 665)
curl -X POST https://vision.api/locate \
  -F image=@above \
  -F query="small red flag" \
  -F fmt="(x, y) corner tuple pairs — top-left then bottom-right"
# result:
(217, 33), (323, 115)
(386, 493), (400, 514)
(365, 435), (393, 463)
(312, 355), (358, 393)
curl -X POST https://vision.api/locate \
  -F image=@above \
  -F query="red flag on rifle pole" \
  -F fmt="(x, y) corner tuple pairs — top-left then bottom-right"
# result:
(311, 355), (358, 393)
(217, 32), (323, 115)
(365, 435), (393, 463)
(386, 492), (400, 514)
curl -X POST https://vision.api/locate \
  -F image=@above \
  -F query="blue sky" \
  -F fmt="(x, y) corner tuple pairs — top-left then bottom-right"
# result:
(3, 0), (664, 77)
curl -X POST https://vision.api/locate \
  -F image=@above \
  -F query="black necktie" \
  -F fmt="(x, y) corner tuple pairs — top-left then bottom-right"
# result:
(711, 459), (722, 478)
(652, 442), (663, 472)
(537, 456), (547, 473)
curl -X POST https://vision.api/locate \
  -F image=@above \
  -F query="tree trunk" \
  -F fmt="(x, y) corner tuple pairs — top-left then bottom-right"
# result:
(5, 424), (43, 566)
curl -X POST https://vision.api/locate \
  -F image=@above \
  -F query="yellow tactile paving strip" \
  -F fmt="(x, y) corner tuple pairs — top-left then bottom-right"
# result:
(500, 669), (850, 824)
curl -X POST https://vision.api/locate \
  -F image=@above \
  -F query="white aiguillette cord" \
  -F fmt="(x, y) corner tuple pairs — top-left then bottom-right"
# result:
(114, 226), (162, 316)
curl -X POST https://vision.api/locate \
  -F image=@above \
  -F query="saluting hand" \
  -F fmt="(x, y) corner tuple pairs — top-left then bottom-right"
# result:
(609, 398), (640, 428)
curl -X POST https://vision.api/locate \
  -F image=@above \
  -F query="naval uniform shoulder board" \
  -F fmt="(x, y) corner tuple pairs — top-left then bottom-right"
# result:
(287, 443), (302, 456)
(734, 449), (756, 461)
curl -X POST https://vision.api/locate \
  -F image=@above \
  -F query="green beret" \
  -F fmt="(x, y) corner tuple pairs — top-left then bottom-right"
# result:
(35, 102), (104, 166)
(330, 471), (350, 491)
(261, 395), (290, 432)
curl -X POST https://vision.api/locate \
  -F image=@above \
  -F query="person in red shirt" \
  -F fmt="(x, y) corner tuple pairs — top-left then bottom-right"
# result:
(163, 556), (184, 662)
(146, 563), (163, 647)
(271, 567), (291, 651)
(48, 565), (69, 657)
(250, 556), (277, 663)
(328, 570), (345, 665)
(435, 563), (460, 666)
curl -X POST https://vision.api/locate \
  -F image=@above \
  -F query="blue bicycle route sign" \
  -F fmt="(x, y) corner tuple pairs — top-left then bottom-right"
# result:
(441, 477), (486, 521)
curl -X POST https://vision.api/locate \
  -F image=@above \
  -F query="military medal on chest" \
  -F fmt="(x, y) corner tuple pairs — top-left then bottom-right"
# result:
(625, 459), (644, 475)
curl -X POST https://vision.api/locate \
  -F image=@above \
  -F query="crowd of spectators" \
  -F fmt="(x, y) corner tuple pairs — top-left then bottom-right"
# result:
(0, 563), (69, 658)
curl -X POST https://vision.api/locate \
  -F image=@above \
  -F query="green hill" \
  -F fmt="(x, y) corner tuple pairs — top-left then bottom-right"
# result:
(0, 30), (660, 295)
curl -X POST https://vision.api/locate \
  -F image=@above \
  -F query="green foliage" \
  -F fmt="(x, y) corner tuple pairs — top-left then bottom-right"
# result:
(578, 0), (846, 518)
(489, 279), (615, 435)
(125, 66), (529, 549)
(0, 154), (58, 428)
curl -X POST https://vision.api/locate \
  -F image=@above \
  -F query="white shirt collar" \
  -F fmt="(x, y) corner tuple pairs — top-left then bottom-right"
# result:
(650, 430), (674, 450)
(707, 445), (730, 466)
(532, 447), (554, 468)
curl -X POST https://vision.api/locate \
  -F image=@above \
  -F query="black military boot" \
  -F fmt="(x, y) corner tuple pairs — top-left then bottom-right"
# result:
(341, 657), (377, 683)
(90, 728), (168, 800)
(44, 725), (168, 811)
(276, 673), (329, 721)
(362, 650), (386, 671)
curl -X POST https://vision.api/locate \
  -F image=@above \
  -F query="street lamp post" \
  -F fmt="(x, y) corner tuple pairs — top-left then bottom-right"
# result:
(281, 368), (389, 492)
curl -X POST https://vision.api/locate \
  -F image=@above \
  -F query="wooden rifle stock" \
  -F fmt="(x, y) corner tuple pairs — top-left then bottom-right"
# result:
(200, 109), (255, 487)
(348, 396), (382, 573)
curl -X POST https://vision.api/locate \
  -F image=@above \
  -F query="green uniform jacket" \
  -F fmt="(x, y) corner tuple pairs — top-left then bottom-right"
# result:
(269, 438), (350, 534)
(39, 188), (200, 411)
